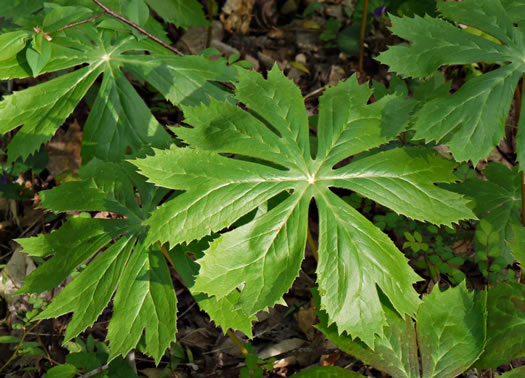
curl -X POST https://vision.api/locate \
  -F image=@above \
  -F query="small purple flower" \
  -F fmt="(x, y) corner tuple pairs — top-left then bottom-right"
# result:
(0, 170), (8, 185)
(372, 6), (387, 19)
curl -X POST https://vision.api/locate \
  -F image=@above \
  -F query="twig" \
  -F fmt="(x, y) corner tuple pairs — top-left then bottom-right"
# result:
(52, 12), (106, 34)
(359, 0), (369, 73)
(79, 364), (109, 378)
(0, 320), (43, 374)
(91, 0), (184, 56)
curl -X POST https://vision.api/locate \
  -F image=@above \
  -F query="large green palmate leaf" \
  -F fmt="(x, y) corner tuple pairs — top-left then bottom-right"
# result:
(17, 158), (251, 362)
(449, 163), (521, 265)
(316, 282), (486, 378)
(133, 66), (475, 346)
(17, 160), (175, 364)
(0, 7), (235, 162)
(475, 282), (525, 369)
(377, 0), (525, 166)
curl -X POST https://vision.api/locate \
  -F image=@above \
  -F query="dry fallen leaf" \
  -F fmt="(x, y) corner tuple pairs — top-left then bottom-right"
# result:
(220, 0), (255, 34)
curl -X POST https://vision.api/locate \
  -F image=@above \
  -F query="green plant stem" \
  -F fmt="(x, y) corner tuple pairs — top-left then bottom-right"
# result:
(358, 0), (369, 73)
(226, 329), (249, 357)
(0, 319), (43, 374)
(51, 12), (106, 34)
(157, 243), (250, 358)
(158, 242), (176, 269)
(307, 226), (318, 262)
(521, 171), (525, 227)
(91, 0), (185, 56)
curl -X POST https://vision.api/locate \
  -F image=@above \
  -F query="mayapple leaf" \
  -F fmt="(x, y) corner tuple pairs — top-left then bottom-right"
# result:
(417, 281), (486, 377)
(316, 282), (487, 378)
(316, 294), (420, 378)
(144, 0), (208, 29)
(475, 282), (525, 369)
(134, 66), (475, 346)
(17, 160), (175, 363)
(33, 236), (135, 342)
(172, 246), (256, 337)
(107, 243), (177, 365)
(0, 15), (235, 162)
(449, 163), (521, 265)
(377, 0), (525, 165)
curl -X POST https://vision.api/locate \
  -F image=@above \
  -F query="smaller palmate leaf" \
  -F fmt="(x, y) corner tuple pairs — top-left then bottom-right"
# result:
(475, 282), (525, 369)
(18, 160), (175, 363)
(0, 17), (235, 162)
(316, 292), (420, 378)
(172, 246), (256, 337)
(377, 0), (525, 165)
(136, 66), (474, 346)
(417, 282), (486, 378)
(449, 163), (521, 265)
(107, 242), (177, 364)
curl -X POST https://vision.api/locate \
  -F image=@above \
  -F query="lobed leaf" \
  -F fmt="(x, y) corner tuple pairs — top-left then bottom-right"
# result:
(0, 19), (235, 162)
(377, 0), (525, 165)
(136, 66), (474, 345)
(316, 295), (420, 378)
(475, 282), (525, 369)
(417, 282), (486, 378)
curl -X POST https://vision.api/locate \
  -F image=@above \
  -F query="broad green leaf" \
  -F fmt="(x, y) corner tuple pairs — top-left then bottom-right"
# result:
(0, 64), (102, 161)
(316, 294), (420, 378)
(17, 218), (125, 293)
(135, 67), (474, 345)
(293, 366), (364, 377)
(34, 237), (135, 341)
(316, 190), (420, 346)
(450, 163), (521, 265)
(145, 0), (208, 29)
(172, 246), (256, 337)
(417, 282), (486, 377)
(500, 366), (525, 378)
(17, 159), (175, 362)
(0, 22), (235, 162)
(107, 244), (177, 364)
(475, 282), (525, 369)
(377, 0), (525, 165)
(43, 363), (78, 378)
(509, 224), (525, 265)
(42, 4), (94, 33)
(193, 192), (310, 316)
(0, 31), (30, 61)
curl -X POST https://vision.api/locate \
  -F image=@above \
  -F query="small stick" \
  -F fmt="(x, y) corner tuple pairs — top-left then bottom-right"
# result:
(92, 0), (184, 56)
(359, 0), (369, 73)
(52, 12), (106, 34)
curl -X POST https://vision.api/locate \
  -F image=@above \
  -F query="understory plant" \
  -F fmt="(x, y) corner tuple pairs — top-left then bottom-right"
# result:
(0, 0), (524, 375)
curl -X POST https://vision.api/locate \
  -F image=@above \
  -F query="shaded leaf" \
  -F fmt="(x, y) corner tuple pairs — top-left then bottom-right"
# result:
(377, 0), (525, 165)
(475, 282), (525, 369)
(417, 282), (486, 377)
